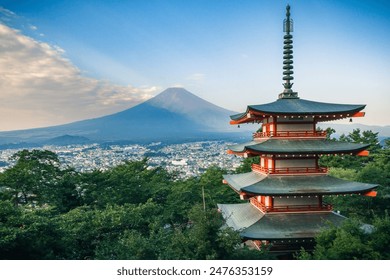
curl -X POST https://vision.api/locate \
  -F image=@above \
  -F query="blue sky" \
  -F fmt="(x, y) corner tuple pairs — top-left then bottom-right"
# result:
(0, 0), (389, 130)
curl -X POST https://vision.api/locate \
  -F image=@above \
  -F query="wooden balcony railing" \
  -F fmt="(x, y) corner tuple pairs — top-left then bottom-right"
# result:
(251, 164), (328, 175)
(253, 130), (327, 139)
(250, 197), (333, 213)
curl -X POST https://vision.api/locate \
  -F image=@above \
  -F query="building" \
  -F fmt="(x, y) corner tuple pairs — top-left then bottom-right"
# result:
(218, 5), (378, 253)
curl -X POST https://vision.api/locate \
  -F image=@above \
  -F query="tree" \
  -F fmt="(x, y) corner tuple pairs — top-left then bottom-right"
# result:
(234, 156), (259, 173)
(57, 200), (163, 259)
(81, 159), (172, 208)
(369, 213), (390, 259)
(319, 129), (381, 170)
(0, 200), (66, 259)
(295, 215), (390, 260)
(317, 126), (336, 141)
(0, 149), (82, 212)
(199, 166), (240, 205)
(94, 230), (156, 260)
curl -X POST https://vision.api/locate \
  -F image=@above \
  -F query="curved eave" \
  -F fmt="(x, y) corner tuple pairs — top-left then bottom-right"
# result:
(218, 203), (264, 231)
(223, 172), (378, 196)
(228, 139), (370, 156)
(240, 211), (346, 240)
(218, 203), (346, 240)
(223, 172), (267, 193)
(230, 99), (366, 124)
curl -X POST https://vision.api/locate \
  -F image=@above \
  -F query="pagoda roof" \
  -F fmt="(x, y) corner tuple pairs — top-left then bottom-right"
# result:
(223, 172), (378, 195)
(231, 98), (365, 123)
(228, 139), (369, 155)
(218, 203), (345, 240)
(218, 203), (264, 230)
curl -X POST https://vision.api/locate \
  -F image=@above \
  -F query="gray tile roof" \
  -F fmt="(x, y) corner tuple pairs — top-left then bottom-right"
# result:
(223, 172), (378, 195)
(241, 211), (346, 240)
(217, 203), (264, 230)
(218, 203), (346, 240)
(231, 98), (365, 120)
(228, 139), (369, 154)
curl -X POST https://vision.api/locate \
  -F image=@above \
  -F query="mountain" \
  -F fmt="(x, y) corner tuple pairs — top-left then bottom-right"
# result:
(323, 123), (390, 138)
(45, 135), (91, 145)
(0, 88), (244, 144)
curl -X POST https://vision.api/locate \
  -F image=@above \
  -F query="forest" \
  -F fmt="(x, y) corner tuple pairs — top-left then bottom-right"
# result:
(0, 128), (389, 260)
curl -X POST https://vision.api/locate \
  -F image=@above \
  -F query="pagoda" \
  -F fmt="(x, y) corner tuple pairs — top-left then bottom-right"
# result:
(218, 5), (378, 253)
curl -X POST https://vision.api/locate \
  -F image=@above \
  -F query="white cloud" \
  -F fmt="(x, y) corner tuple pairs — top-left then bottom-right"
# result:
(0, 24), (159, 131)
(0, 7), (16, 19)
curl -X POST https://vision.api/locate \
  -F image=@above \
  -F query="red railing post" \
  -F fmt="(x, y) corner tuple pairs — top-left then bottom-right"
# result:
(253, 130), (328, 139)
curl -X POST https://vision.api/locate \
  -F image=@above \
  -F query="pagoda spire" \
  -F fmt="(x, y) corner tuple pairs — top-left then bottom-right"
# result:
(279, 4), (298, 99)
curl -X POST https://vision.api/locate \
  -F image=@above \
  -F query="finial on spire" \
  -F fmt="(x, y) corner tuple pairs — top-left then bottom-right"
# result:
(279, 4), (298, 99)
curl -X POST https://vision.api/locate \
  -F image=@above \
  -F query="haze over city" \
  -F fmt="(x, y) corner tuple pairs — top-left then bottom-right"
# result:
(0, 0), (389, 131)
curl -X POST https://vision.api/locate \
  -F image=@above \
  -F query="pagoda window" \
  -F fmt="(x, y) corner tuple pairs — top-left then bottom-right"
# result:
(273, 196), (318, 207)
(254, 120), (326, 138)
(277, 123), (314, 132)
(253, 156), (327, 174)
(275, 158), (316, 169)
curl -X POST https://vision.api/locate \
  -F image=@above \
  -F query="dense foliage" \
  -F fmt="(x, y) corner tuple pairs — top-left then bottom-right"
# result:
(0, 151), (270, 260)
(296, 129), (390, 259)
(0, 128), (389, 259)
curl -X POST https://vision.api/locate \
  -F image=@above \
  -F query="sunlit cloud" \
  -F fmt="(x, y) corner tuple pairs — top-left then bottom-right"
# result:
(0, 24), (159, 131)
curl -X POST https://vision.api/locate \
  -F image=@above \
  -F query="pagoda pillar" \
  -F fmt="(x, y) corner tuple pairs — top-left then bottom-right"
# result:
(274, 115), (278, 135)
(266, 196), (274, 209)
(318, 195), (323, 207)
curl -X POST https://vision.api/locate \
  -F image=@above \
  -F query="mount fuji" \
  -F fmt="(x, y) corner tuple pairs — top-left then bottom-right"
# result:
(0, 88), (247, 144)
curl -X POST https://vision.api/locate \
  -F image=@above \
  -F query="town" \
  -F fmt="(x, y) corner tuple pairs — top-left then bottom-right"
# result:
(0, 140), (243, 178)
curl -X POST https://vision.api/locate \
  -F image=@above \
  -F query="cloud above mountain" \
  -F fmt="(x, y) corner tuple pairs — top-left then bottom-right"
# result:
(0, 23), (158, 131)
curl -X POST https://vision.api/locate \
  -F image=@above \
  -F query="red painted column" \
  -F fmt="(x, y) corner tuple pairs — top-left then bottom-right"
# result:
(274, 115), (278, 136)
(272, 156), (276, 173)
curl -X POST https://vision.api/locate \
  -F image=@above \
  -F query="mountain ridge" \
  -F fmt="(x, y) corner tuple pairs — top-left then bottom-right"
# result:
(0, 88), (244, 144)
(0, 87), (388, 145)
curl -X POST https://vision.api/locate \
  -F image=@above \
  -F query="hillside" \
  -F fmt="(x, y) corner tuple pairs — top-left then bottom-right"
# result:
(0, 88), (243, 144)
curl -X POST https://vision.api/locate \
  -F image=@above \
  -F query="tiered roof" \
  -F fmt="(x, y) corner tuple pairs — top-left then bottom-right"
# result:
(228, 139), (369, 155)
(230, 98), (366, 124)
(219, 5), (378, 246)
(223, 172), (378, 196)
(218, 203), (346, 240)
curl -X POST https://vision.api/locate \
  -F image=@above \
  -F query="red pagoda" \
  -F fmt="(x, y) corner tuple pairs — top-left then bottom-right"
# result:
(218, 5), (378, 253)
